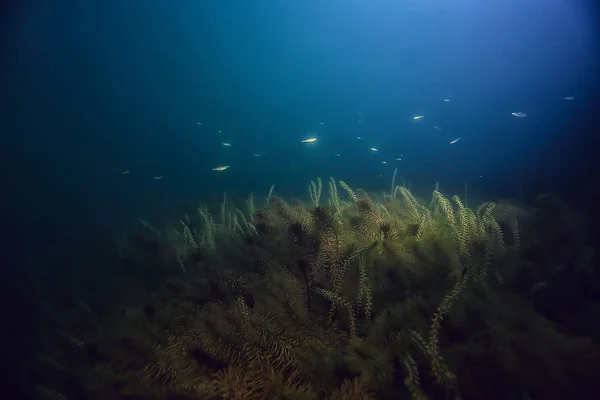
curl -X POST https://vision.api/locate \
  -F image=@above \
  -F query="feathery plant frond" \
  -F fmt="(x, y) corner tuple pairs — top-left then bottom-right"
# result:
(235, 208), (259, 237)
(429, 182), (440, 210)
(315, 287), (357, 337)
(137, 218), (164, 239)
(246, 192), (255, 222)
(452, 195), (471, 263)
(428, 273), (467, 385)
(397, 186), (426, 222)
(339, 180), (358, 202)
(400, 352), (427, 400)
(198, 205), (216, 252)
(221, 191), (227, 226)
(357, 255), (373, 320)
(266, 184), (275, 205)
(328, 177), (344, 220)
(431, 190), (456, 227)
(309, 177), (323, 207)
(181, 220), (197, 249)
(331, 376), (375, 400)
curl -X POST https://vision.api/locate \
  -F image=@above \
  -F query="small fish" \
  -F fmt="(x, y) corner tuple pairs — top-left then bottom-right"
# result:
(121, 169), (130, 175)
(395, 158), (402, 161)
(336, 153), (341, 157)
(218, 130), (223, 133)
(381, 161), (387, 164)
(562, 96), (575, 100)
(450, 137), (462, 144)
(253, 154), (261, 157)
(319, 121), (325, 125)
(443, 98), (451, 102)
(222, 142), (231, 147)
(511, 112), (527, 118)
(357, 136), (362, 140)
(153, 176), (164, 180)
(301, 137), (317, 143)
(433, 125), (442, 130)
(413, 115), (425, 120)
(370, 147), (378, 152)
(197, 122), (202, 125)
(212, 165), (230, 171)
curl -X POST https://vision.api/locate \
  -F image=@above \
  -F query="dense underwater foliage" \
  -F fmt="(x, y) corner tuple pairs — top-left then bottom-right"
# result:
(30, 177), (598, 400)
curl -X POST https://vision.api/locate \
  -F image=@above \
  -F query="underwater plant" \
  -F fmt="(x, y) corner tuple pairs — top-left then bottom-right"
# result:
(29, 178), (599, 400)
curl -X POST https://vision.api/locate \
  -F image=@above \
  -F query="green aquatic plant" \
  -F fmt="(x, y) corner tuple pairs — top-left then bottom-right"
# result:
(31, 177), (599, 400)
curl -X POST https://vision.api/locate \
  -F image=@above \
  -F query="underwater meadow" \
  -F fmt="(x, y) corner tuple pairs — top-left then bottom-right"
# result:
(30, 175), (599, 399)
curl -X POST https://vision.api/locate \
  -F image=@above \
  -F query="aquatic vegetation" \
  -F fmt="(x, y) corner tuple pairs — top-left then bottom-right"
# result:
(29, 179), (599, 400)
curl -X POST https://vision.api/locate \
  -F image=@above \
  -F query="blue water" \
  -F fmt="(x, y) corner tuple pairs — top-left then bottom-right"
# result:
(2, 0), (598, 269)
